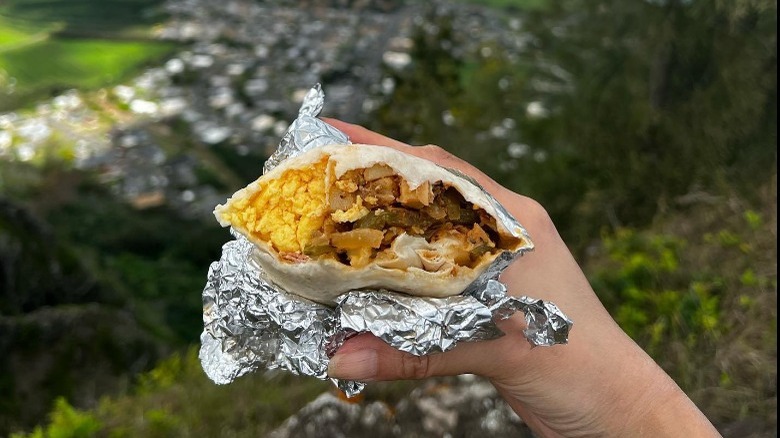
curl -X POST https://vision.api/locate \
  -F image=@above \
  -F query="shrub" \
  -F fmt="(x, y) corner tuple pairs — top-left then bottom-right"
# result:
(12, 398), (101, 438)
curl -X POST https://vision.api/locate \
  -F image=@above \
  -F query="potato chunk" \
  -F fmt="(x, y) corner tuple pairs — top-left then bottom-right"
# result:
(363, 164), (395, 181)
(399, 180), (433, 209)
(330, 229), (384, 250)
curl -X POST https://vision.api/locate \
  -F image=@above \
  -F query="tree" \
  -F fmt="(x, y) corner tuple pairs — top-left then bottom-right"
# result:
(524, 0), (777, 233)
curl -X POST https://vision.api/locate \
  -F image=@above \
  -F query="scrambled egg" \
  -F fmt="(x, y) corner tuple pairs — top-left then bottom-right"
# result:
(220, 158), (328, 253)
(330, 196), (369, 223)
(218, 154), (515, 273)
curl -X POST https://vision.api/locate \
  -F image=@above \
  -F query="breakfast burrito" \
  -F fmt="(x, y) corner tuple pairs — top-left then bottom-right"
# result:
(214, 144), (533, 305)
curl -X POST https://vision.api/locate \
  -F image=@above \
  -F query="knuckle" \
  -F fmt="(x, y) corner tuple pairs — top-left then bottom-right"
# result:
(415, 145), (557, 238)
(400, 353), (430, 380)
(420, 144), (452, 160)
(522, 197), (558, 235)
(523, 197), (550, 220)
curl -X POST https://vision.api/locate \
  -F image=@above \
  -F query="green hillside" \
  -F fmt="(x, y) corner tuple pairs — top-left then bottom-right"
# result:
(0, 0), (174, 111)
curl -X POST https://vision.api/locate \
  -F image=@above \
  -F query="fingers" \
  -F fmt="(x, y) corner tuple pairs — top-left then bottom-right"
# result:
(328, 313), (535, 382)
(328, 332), (506, 382)
(321, 118), (410, 149)
(327, 333), (429, 381)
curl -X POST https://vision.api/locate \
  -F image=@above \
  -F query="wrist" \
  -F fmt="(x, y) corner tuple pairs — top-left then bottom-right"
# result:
(580, 335), (721, 437)
(485, 319), (716, 437)
(616, 358), (722, 437)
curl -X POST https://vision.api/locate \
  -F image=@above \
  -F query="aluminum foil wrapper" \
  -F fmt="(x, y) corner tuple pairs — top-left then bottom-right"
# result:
(263, 84), (349, 174)
(200, 84), (573, 397)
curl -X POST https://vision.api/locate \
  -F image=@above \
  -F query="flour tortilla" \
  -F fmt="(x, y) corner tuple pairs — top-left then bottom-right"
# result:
(214, 144), (533, 305)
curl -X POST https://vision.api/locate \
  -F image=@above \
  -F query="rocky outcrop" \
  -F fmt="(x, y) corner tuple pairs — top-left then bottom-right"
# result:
(269, 376), (534, 438)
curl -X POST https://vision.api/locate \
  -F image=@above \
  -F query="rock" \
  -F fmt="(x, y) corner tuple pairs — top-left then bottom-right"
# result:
(269, 376), (535, 437)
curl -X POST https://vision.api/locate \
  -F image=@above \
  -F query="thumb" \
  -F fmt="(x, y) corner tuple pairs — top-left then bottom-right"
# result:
(327, 332), (495, 381)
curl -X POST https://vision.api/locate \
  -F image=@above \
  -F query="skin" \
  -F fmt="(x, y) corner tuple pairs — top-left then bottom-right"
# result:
(322, 118), (723, 438)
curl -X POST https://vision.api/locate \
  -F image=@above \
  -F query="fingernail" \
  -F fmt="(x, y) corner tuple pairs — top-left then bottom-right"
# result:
(328, 350), (378, 381)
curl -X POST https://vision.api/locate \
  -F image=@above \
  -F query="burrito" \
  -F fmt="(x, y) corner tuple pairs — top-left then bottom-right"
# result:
(214, 144), (533, 305)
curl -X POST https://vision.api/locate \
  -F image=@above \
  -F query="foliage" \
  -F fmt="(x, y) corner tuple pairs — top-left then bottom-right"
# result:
(585, 178), (777, 430)
(0, 167), (221, 433)
(590, 228), (723, 365)
(41, 178), (226, 342)
(522, 0), (777, 240)
(11, 398), (101, 438)
(367, 9), (601, 245)
(370, 1), (777, 253)
(0, 196), (105, 314)
(11, 348), (332, 437)
(18, 346), (426, 437)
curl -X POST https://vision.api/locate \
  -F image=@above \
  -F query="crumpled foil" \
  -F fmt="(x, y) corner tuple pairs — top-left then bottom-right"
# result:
(200, 84), (573, 397)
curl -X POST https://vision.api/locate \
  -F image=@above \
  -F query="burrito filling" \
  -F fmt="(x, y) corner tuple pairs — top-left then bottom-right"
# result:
(219, 157), (521, 273)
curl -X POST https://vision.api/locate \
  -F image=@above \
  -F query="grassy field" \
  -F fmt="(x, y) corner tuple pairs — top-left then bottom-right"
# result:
(0, 38), (175, 107)
(0, 18), (52, 48)
(0, 0), (174, 111)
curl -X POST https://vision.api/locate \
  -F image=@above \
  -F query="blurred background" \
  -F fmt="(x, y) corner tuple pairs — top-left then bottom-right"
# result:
(0, 0), (775, 436)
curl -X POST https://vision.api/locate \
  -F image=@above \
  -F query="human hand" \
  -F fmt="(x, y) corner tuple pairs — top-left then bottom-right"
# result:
(322, 118), (721, 437)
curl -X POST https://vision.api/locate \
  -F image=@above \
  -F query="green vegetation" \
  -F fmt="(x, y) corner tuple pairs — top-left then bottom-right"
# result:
(0, 0), (174, 111)
(46, 185), (226, 341)
(371, 0), (777, 252)
(587, 181), (777, 427)
(368, 0), (776, 433)
(0, 0), (166, 32)
(10, 347), (422, 438)
(522, 0), (777, 235)
(12, 348), (348, 438)
(0, 168), (219, 432)
(1, 0), (776, 436)
(12, 398), (102, 438)
(0, 38), (175, 106)
(0, 16), (57, 48)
